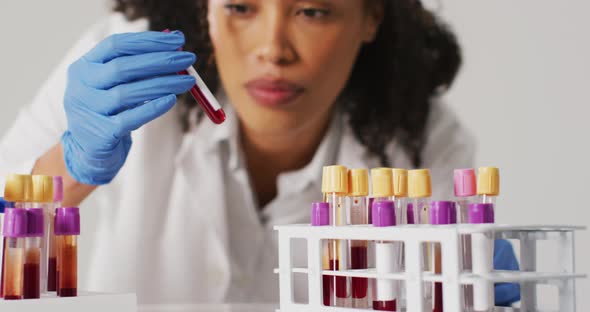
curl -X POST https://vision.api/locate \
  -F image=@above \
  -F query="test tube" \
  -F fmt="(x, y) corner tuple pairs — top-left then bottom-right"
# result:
(454, 168), (477, 310)
(477, 167), (499, 205)
(55, 207), (80, 297)
(162, 29), (226, 125)
(2, 208), (27, 300)
(408, 169), (433, 306)
(32, 175), (53, 294)
(311, 202), (331, 306)
(23, 208), (43, 299)
(47, 176), (63, 292)
(391, 169), (408, 225)
(347, 169), (369, 309)
(429, 201), (458, 312)
(1, 174), (32, 298)
(371, 200), (398, 311)
(321, 165), (350, 307)
(469, 203), (495, 312)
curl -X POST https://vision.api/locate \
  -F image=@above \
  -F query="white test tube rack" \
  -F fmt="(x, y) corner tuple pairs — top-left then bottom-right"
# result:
(275, 224), (586, 312)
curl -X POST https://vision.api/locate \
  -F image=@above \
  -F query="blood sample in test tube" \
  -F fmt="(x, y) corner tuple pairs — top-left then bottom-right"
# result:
(31, 175), (53, 294)
(1, 174), (32, 298)
(321, 165), (350, 307)
(2, 208), (27, 300)
(23, 208), (43, 299)
(311, 202), (331, 306)
(454, 168), (477, 310)
(347, 169), (369, 309)
(162, 29), (226, 125)
(55, 207), (80, 297)
(47, 176), (63, 292)
(408, 169), (433, 306)
(429, 201), (458, 312)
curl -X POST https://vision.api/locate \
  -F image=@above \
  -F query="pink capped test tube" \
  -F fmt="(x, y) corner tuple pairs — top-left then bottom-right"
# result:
(454, 169), (477, 310)
(311, 202), (332, 306)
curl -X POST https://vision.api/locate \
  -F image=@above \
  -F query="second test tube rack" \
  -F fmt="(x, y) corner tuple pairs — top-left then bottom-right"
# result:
(275, 223), (585, 312)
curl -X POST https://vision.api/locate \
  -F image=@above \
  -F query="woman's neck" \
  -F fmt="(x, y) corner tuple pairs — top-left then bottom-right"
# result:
(240, 114), (331, 209)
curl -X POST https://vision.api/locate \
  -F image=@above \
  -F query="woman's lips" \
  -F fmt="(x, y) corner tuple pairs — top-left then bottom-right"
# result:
(245, 78), (304, 107)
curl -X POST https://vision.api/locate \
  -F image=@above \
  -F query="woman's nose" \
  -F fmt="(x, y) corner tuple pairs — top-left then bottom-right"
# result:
(255, 15), (297, 66)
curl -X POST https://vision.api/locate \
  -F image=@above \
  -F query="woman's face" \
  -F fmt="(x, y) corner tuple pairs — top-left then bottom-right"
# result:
(208, 0), (380, 137)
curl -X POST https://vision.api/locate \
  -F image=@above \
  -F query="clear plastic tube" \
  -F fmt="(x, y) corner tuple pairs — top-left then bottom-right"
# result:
(2, 237), (24, 300)
(456, 196), (474, 310)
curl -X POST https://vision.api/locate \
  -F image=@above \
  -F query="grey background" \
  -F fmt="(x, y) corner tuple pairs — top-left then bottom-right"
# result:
(0, 0), (588, 309)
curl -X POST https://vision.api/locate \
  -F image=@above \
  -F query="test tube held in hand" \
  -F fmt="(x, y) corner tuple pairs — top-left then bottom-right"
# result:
(348, 169), (370, 309)
(322, 165), (350, 307)
(162, 29), (226, 124)
(371, 200), (399, 311)
(47, 176), (63, 292)
(429, 201), (458, 312)
(2, 208), (28, 300)
(31, 175), (53, 294)
(55, 207), (80, 297)
(454, 168), (477, 310)
(469, 203), (495, 312)
(23, 209), (44, 299)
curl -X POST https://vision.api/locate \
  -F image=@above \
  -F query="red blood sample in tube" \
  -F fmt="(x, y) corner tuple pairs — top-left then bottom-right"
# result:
(433, 282), (444, 312)
(23, 263), (40, 299)
(179, 69), (226, 124)
(373, 300), (397, 311)
(322, 274), (332, 306)
(47, 257), (57, 291)
(350, 245), (368, 298)
(329, 259), (347, 298)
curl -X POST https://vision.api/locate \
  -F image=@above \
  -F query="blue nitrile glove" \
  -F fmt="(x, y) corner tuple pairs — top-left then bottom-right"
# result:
(62, 31), (197, 185)
(493, 239), (521, 306)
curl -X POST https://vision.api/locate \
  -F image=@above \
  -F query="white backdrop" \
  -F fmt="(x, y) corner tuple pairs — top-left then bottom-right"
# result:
(0, 0), (588, 309)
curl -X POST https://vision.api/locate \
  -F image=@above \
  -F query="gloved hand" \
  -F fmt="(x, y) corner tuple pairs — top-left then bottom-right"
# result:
(493, 239), (521, 306)
(62, 31), (196, 185)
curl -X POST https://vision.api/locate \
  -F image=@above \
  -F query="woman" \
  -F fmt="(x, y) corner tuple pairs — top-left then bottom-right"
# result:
(0, 0), (519, 306)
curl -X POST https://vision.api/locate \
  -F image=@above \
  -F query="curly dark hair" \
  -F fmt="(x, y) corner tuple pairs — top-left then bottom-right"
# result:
(113, 0), (461, 167)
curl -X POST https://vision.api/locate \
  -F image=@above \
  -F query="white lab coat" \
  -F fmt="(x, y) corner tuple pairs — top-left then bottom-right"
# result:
(0, 14), (475, 304)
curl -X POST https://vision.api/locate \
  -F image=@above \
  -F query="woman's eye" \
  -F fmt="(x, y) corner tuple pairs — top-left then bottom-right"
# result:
(297, 8), (330, 19)
(224, 4), (252, 15)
